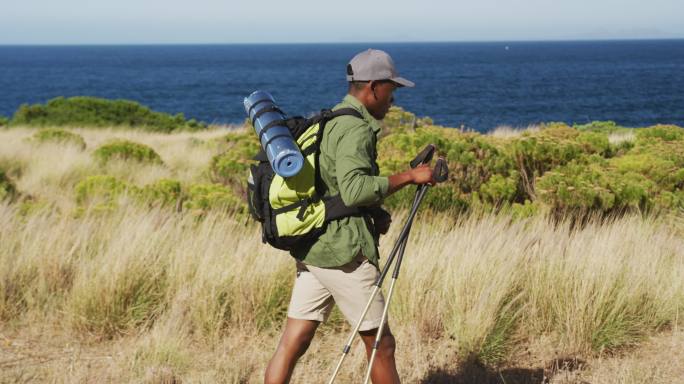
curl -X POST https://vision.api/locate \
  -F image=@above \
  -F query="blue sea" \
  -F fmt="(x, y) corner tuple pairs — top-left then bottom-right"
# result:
(1, 40), (683, 132)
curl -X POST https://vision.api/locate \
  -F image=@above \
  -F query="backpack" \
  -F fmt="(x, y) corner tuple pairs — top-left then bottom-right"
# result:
(247, 108), (365, 251)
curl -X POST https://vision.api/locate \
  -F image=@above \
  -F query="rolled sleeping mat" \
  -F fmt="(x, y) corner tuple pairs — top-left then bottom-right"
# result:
(243, 90), (304, 178)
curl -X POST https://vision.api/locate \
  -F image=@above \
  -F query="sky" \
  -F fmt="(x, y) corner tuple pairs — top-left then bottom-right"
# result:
(1, 0), (683, 44)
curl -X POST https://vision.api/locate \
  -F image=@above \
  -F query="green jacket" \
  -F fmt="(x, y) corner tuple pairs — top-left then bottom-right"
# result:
(291, 95), (389, 268)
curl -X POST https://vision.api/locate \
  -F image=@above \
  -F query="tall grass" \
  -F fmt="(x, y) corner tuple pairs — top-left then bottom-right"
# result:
(1, 202), (682, 379)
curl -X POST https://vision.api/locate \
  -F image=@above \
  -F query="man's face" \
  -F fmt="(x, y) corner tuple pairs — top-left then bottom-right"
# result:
(367, 81), (397, 120)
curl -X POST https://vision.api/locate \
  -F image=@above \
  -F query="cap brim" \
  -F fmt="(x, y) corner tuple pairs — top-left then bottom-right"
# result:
(391, 77), (415, 88)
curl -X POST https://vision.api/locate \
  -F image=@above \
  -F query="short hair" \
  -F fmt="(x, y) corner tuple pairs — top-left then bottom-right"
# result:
(348, 81), (369, 93)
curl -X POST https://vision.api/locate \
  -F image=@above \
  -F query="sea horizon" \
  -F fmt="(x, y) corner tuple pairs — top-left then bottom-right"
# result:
(2, 39), (683, 131)
(2, 37), (684, 47)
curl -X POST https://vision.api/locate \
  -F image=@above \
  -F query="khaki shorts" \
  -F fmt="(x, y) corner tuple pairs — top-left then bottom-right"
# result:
(287, 253), (386, 332)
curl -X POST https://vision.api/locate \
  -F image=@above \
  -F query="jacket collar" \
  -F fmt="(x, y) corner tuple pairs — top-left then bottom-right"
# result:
(340, 94), (381, 135)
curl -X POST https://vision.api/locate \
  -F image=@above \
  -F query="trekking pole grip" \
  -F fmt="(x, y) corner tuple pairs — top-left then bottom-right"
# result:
(433, 157), (449, 183)
(410, 144), (436, 168)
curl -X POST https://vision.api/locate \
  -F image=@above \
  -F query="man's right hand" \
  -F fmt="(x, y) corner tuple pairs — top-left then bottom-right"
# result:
(409, 163), (436, 185)
(386, 163), (438, 195)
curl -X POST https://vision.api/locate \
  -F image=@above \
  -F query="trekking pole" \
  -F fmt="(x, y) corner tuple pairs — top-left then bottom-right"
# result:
(327, 145), (438, 384)
(363, 158), (448, 384)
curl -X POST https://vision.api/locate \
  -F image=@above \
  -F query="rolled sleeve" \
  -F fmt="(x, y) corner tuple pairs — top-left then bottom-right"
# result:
(335, 124), (387, 207)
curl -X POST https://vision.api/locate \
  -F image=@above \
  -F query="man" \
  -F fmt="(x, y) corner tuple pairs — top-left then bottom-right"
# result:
(265, 49), (436, 384)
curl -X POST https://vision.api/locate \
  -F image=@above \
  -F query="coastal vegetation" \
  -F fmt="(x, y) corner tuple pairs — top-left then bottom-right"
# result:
(93, 139), (164, 165)
(0, 100), (683, 382)
(6, 96), (206, 132)
(29, 128), (87, 149)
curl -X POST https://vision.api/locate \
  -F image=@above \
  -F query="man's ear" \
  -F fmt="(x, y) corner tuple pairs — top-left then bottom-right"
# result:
(369, 81), (379, 100)
(369, 80), (378, 91)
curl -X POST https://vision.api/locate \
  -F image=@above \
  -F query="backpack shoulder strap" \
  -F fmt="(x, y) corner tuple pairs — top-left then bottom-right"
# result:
(313, 108), (364, 196)
(326, 107), (363, 120)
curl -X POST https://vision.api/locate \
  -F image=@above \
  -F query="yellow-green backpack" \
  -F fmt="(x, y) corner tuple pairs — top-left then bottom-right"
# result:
(247, 108), (364, 251)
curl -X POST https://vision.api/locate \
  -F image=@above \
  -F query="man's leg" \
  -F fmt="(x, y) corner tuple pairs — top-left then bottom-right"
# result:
(265, 317), (320, 384)
(359, 325), (400, 384)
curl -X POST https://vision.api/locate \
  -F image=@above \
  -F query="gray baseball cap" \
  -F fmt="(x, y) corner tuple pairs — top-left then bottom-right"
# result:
(346, 49), (415, 88)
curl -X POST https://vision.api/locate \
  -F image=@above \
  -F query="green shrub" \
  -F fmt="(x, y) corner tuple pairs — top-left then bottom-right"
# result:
(536, 154), (675, 215)
(93, 140), (163, 165)
(0, 116), (8, 127)
(612, 139), (635, 156)
(74, 176), (191, 212)
(511, 124), (582, 174)
(375, 120), (684, 217)
(30, 128), (86, 149)
(636, 124), (683, 142)
(610, 153), (680, 189)
(209, 132), (260, 189)
(577, 131), (611, 156)
(74, 175), (136, 209)
(17, 199), (52, 216)
(508, 200), (541, 219)
(0, 169), (18, 202)
(536, 159), (615, 213)
(573, 121), (625, 134)
(381, 106), (433, 135)
(478, 173), (519, 206)
(11, 96), (206, 132)
(185, 183), (242, 213)
(138, 179), (182, 208)
(607, 152), (684, 211)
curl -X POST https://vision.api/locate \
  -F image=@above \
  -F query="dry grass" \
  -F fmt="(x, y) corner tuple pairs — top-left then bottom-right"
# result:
(1, 127), (683, 383)
(607, 131), (636, 145)
(486, 125), (541, 138)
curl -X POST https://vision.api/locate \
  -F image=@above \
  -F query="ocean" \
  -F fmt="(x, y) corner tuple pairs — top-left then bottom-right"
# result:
(1, 40), (683, 132)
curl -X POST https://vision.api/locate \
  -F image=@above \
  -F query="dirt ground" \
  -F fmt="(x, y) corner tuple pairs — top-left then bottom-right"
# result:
(1, 325), (682, 384)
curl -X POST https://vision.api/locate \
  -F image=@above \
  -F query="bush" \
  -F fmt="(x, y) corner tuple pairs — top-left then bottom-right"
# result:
(0, 116), (9, 127)
(636, 124), (683, 142)
(573, 120), (625, 134)
(510, 124), (582, 186)
(0, 169), (18, 202)
(381, 106), (433, 135)
(536, 152), (681, 215)
(93, 140), (163, 165)
(74, 176), (192, 212)
(11, 96), (206, 132)
(536, 158), (616, 214)
(185, 184), (242, 213)
(17, 199), (52, 216)
(74, 175), (136, 210)
(30, 128), (86, 149)
(209, 132), (260, 191)
(138, 179), (183, 208)
(577, 131), (612, 156)
(376, 120), (684, 217)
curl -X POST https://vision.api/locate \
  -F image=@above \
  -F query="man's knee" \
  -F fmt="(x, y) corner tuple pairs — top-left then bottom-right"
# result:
(282, 324), (317, 357)
(360, 327), (397, 359)
(377, 333), (396, 359)
(290, 333), (314, 357)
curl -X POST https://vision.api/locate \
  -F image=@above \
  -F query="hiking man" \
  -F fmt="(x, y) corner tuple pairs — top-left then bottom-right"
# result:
(264, 49), (436, 384)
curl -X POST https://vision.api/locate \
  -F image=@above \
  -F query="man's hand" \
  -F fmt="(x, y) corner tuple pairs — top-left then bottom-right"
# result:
(409, 163), (436, 185)
(386, 163), (437, 195)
